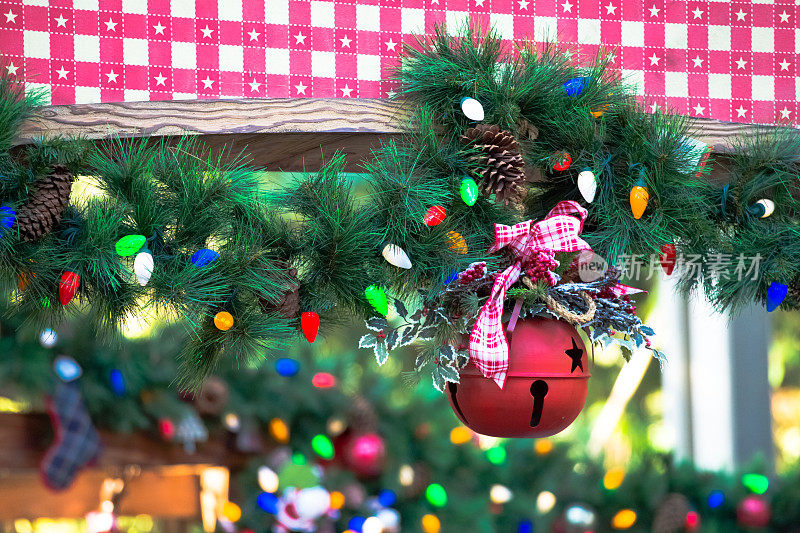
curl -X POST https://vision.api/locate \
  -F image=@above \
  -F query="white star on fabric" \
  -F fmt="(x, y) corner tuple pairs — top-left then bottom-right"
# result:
(54, 14), (68, 27)
(248, 79), (261, 92)
(735, 105), (747, 117)
(431, 0), (439, 4)
(561, 0), (573, 12)
(4, 10), (17, 23)
(340, 35), (352, 47)
(475, 0), (485, 6)
(154, 72), (166, 86)
(200, 25), (214, 38)
(648, 53), (660, 66)
(105, 69), (118, 83)
(153, 21), (166, 34)
(385, 39), (397, 51)
(692, 56), (703, 68)
(6, 62), (18, 75)
(387, 90), (397, 98)
(294, 31), (306, 45)
(692, 104), (705, 115)
(779, 107), (791, 120)
(340, 84), (353, 97)
(104, 18), (117, 31)
(735, 57), (747, 69)
(55, 66), (69, 79)
(605, 3), (617, 15)
(295, 82), (307, 95)
(734, 9), (746, 21)
(691, 7), (703, 19)
(247, 29), (260, 41)
(518, 0), (529, 9)
(778, 11), (790, 23)
(778, 58), (790, 71)
(648, 5), (660, 17)
(650, 103), (659, 112)
(201, 76), (214, 89)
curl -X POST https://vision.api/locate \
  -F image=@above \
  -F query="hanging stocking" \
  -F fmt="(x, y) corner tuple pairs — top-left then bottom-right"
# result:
(40, 380), (101, 490)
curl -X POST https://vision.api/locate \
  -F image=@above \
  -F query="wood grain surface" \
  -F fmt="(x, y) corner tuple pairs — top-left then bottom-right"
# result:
(12, 98), (795, 171)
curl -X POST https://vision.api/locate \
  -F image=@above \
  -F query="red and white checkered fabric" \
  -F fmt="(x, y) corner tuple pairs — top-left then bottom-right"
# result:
(469, 200), (591, 387)
(0, 0), (796, 124)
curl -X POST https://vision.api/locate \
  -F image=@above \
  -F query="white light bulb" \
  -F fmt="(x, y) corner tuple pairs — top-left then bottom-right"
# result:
(490, 484), (513, 504)
(756, 199), (774, 218)
(382, 244), (412, 269)
(536, 491), (556, 513)
(362, 516), (384, 533)
(577, 169), (598, 203)
(134, 251), (154, 286)
(40, 328), (58, 348)
(257, 466), (279, 493)
(460, 97), (485, 121)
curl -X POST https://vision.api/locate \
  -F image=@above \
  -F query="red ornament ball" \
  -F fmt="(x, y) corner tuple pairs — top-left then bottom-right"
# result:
(341, 432), (386, 477)
(447, 318), (590, 438)
(737, 495), (771, 528)
(553, 152), (572, 172)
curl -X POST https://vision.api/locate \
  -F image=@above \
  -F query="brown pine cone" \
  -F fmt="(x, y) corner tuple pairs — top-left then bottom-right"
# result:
(15, 165), (75, 241)
(461, 124), (526, 204)
(652, 493), (691, 533)
(260, 267), (300, 318)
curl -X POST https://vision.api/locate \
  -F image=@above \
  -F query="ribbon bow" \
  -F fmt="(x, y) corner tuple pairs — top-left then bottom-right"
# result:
(468, 201), (592, 388)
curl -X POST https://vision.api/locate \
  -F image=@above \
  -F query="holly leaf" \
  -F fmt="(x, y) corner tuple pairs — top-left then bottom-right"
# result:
(431, 367), (446, 392)
(394, 300), (408, 319)
(365, 317), (389, 332)
(359, 334), (377, 349)
(438, 363), (460, 383)
(408, 308), (424, 323)
(438, 344), (456, 363)
(417, 327), (436, 340)
(639, 325), (655, 336)
(386, 329), (400, 351)
(632, 332), (644, 348)
(374, 341), (389, 366)
(620, 345), (633, 362)
(397, 324), (418, 348)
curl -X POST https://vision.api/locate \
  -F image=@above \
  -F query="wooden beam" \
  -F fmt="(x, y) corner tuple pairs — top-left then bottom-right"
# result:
(13, 98), (788, 172)
(0, 412), (264, 471)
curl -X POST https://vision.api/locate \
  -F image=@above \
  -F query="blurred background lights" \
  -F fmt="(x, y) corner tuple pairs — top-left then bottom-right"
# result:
(398, 464), (414, 486)
(707, 489), (725, 509)
(536, 491), (556, 513)
(449, 426), (472, 445)
(361, 516), (383, 533)
(603, 467), (626, 490)
(257, 466), (279, 493)
(741, 473), (769, 494)
(611, 509), (637, 529)
(489, 484), (513, 504)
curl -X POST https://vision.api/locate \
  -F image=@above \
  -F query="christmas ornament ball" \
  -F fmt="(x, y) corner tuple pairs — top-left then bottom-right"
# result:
(447, 318), (589, 438)
(214, 311), (234, 331)
(341, 432), (386, 477)
(737, 495), (770, 528)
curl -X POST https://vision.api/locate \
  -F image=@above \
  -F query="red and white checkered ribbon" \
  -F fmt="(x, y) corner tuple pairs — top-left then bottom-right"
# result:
(468, 200), (592, 388)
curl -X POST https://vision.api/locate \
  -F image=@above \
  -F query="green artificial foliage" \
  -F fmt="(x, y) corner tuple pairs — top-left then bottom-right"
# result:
(0, 313), (798, 532)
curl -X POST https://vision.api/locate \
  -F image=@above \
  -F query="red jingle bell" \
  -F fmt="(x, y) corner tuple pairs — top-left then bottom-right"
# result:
(340, 431), (386, 478)
(447, 318), (590, 438)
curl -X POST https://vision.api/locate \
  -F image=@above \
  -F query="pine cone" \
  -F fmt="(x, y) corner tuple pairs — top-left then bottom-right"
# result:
(16, 165), (75, 241)
(260, 267), (300, 318)
(461, 124), (526, 204)
(652, 493), (691, 533)
(348, 396), (378, 431)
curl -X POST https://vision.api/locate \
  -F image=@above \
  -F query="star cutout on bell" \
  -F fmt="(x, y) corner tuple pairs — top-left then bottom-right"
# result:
(565, 338), (583, 372)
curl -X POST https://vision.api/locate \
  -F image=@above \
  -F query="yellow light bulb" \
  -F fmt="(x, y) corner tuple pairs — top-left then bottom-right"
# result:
(269, 418), (290, 443)
(630, 179), (649, 219)
(449, 426), (472, 445)
(611, 509), (637, 529)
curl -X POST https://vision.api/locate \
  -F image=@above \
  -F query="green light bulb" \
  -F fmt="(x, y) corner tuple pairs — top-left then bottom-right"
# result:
(311, 434), (335, 459)
(485, 446), (507, 465)
(425, 483), (448, 507)
(460, 178), (479, 206)
(365, 285), (389, 316)
(742, 473), (769, 495)
(115, 234), (146, 256)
